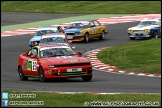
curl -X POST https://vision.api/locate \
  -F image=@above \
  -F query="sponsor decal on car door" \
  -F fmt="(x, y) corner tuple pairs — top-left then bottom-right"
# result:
(89, 27), (97, 38)
(22, 59), (37, 75)
(95, 26), (101, 37)
(92, 27), (96, 34)
(27, 60), (37, 71)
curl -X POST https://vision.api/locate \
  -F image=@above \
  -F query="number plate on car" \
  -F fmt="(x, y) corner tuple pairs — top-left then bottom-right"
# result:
(67, 68), (82, 72)
(67, 36), (73, 39)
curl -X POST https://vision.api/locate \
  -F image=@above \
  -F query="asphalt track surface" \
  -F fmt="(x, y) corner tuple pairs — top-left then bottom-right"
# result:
(1, 12), (161, 93)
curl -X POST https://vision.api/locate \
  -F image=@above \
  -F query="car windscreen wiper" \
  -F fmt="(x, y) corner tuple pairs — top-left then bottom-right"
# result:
(64, 53), (76, 56)
(48, 54), (65, 57)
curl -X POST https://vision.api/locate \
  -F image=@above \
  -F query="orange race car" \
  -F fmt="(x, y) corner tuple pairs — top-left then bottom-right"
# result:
(64, 20), (108, 42)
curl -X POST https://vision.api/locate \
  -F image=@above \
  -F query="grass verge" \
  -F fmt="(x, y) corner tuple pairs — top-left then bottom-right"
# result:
(1, 91), (161, 107)
(1, 14), (130, 32)
(97, 39), (161, 74)
(1, 1), (161, 14)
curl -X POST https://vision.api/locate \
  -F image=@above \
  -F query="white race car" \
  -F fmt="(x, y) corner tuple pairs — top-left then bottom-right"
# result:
(128, 18), (161, 40)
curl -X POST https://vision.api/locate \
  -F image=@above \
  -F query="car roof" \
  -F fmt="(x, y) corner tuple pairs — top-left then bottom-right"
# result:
(70, 20), (96, 23)
(39, 26), (51, 28)
(41, 33), (66, 39)
(141, 18), (161, 22)
(38, 44), (70, 50)
(41, 33), (65, 37)
(39, 43), (67, 47)
(37, 26), (59, 31)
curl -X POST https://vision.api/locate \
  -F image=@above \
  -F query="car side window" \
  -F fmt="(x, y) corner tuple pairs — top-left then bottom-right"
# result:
(90, 21), (95, 27)
(58, 27), (63, 32)
(93, 20), (101, 26)
(31, 48), (38, 55)
(27, 48), (38, 57)
(27, 50), (32, 56)
(36, 31), (42, 36)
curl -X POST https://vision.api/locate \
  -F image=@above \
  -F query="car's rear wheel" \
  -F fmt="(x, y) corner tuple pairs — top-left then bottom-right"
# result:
(82, 75), (92, 81)
(18, 66), (28, 81)
(39, 67), (47, 82)
(99, 31), (105, 40)
(84, 33), (89, 43)
(130, 37), (135, 40)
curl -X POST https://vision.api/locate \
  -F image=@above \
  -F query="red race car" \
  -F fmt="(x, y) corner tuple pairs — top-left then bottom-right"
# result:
(18, 44), (92, 82)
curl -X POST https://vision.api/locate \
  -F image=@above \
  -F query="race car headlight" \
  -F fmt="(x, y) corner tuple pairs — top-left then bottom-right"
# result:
(75, 32), (80, 36)
(48, 65), (55, 68)
(144, 29), (150, 32)
(81, 32), (84, 36)
(128, 30), (134, 32)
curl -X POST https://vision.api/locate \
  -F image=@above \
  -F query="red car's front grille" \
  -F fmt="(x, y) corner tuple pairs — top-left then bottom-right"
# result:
(53, 70), (92, 76)
(61, 72), (87, 76)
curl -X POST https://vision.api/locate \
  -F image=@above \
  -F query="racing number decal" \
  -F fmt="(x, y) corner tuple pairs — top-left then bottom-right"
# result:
(32, 61), (37, 71)
(26, 60), (37, 71)
(92, 28), (96, 34)
(98, 28), (100, 33)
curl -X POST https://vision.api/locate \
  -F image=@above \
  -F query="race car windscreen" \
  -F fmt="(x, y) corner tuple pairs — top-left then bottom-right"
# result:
(139, 21), (159, 25)
(39, 37), (67, 44)
(35, 30), (58, 36)
(40, 47), (76, 58)
(68, 22), (89, 28)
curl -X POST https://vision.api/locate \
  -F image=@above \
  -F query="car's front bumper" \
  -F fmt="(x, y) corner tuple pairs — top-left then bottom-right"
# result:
(128, 32), (151, 38)
(44, 71), (92, 79)
(67, 36), (85, 41)
(129, 35), (151, 38)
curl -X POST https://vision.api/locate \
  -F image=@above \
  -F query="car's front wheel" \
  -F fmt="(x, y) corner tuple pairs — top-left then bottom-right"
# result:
(18, 66), (28, 81)
(99, 31), (105, 40)
(152, 31), (158, 38)
(84, 33), (89, 43)
(82, 75), (92, 81)
(39, 67), (47, 82)
(130, 37), (135, 40)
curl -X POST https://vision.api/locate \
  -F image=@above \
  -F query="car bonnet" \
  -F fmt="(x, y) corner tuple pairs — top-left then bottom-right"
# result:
(128, 25), (160, 30)
(30, 36), (41, 41)
(64, 28), (86, 32)
(43, 56), (90, 65)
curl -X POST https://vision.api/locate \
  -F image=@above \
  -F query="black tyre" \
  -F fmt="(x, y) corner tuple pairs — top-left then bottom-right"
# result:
(130, 37), (135, 40)
(84, 33), (89, 43)
(99, 31), (105, 40)
(39, 67), (47, 82)
(152, 31), (158, 38)
(18, 66), (28, 81)
(146, 37), (151, 39)
(82, 75), (92, 81)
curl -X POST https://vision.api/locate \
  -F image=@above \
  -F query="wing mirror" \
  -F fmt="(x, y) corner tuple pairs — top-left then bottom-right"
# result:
(77, 51), (82, 56)
(30, 33), (34, 37)
(68, 40), (72, 44)
(72, 46), (76, 50)
(31, 54), (38, 59)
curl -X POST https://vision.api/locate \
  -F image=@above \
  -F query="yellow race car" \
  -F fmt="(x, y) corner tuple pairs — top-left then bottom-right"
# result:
(63, 20), (108, 42)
